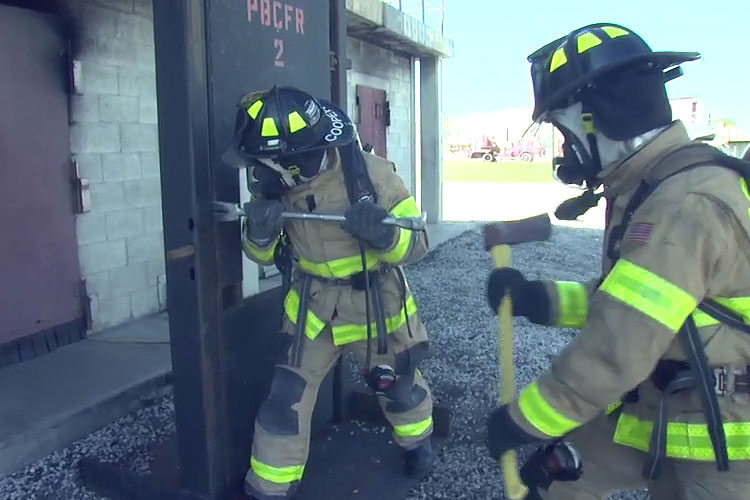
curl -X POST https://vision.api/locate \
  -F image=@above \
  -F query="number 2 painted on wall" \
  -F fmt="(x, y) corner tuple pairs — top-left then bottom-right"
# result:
(274, 39), (285, 67)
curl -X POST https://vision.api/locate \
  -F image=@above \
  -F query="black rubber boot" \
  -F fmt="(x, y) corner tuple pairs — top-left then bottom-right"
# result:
(404, 439), (435, 479)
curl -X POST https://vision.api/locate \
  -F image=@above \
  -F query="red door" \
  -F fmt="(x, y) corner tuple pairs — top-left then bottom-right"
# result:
(356, 85), (388, 157)
(0, 6), (83, 348)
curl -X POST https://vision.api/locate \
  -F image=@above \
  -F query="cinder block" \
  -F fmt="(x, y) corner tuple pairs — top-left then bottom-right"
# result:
(79, 239), (127, 275)
(83, 271), (110, 299)
(89, 181), (126, 211)
(92, 0), (133, 14)
(70, 95), (100, 123)
(146, 255), (166, 282)
(77, 212), (107, 245)
(138, 98), (158, 124)
(133, 0), (153, 18)
(75, 154), (103, 183)
(123, 178), (161, 207)
(105, 209), (145, 240)
(96, 296), (132, 330)
(103, 153), (141, 181)
(100, 95), (139, 123)
(121, 123), (158, 152)
(137, 43), (156, 70)
(157, 274), (167, 310)
(79, 3), (117, 40)
(98, 37), (138, 66)
(131, 287), (159, 317)
(70, 123), (120, 154)
(115, 11), (140, 40)
(143, 204), (163, 232)
(136, 15), (154, 41)
(140, 151), (161, 179)
(80, 63), (119, 94)
(127, 232), (164, 264)
(118, 69), (155, 97)
(108, 262), (150, 296)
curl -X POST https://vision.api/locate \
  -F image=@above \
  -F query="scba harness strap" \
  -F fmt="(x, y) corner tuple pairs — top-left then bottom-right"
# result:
(606, 142), (750, 478)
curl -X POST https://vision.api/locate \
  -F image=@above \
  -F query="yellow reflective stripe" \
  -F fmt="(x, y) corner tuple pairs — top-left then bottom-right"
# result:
(288, 111), (307, 133)
(297, 252), (379, 279)
(394, 415), (433, 438)
(261, 117), (279, 137)
(692, 297), (750, 328)
(577, 32), (602, 53)
(599, 259), (697, 332)
(332, 295), (418, 346)
(606, 400), (623, 415)
(614, 413), (750, 461)
(284, 289), (326, 340)
(602, 26), (629, 38)
(549, 47), (567, 72)
(741, 179), (750, 220)
(250, 457), (305, 484)
(518, 381), (580, 437)
(242, 235), (278, 264)
(380, 197), (420, 263)
(247, 100), (264, 119)
(555, 281), (589, 328)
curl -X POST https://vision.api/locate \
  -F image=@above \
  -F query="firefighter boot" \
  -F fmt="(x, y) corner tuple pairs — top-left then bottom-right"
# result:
(404, 438), (434, 478)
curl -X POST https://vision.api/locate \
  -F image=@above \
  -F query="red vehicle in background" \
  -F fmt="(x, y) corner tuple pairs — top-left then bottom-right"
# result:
(468, 137), (547, 162)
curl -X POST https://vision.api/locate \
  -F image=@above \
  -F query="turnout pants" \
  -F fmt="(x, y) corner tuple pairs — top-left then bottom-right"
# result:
(545, 411), (750, 500)
(245, 318), (433, 498)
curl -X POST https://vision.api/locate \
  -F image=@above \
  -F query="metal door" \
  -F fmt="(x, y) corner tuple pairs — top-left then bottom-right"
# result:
(356, 85), (388, 156)
(0, 6), (82, 346)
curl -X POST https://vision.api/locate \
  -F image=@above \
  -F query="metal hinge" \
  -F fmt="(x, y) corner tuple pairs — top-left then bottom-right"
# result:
(329, 52), (352, 71)
(79, 279), (94, 330)
(71, 157), (91, 213)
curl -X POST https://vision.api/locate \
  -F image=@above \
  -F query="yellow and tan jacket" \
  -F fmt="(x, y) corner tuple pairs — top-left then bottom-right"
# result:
(510, 121), (750, 463)
(241, 148), (428, 347)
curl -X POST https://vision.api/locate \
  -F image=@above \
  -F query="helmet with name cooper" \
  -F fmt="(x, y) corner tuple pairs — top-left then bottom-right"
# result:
(223, 86), (354, 165)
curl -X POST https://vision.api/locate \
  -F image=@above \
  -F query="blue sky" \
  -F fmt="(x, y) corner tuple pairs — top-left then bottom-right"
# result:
(441, 0), (748, 128)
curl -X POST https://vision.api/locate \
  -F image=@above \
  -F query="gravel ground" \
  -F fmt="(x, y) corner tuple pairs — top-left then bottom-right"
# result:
(0, 225), (649, 500)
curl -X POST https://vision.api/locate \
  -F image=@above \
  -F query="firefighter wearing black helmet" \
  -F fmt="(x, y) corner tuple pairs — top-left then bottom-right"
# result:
(484, 24), (750, 499)
(224, 87), (435, 499)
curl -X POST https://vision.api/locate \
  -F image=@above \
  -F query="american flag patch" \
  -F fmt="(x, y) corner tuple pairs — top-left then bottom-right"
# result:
(626, 222), (653, 244)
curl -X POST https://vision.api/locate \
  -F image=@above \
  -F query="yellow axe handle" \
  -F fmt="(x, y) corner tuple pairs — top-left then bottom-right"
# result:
(490, 244), (529, 500)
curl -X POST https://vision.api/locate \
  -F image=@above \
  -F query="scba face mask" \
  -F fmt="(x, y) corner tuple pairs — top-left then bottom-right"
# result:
(549, 103), (601, 189)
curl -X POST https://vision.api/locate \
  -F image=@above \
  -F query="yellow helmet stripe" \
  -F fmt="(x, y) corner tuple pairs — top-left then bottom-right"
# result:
(602, 26), (629, 39)
(261, 117), (279, 137)
(549, 47), (568, 72)
(577, 32), (602, 54)
(288, 111), (308, 133)
(247, 100), (263, 119)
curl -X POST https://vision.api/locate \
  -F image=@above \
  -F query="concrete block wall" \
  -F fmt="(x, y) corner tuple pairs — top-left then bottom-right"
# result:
(68, 0), (165, 331)
(346, 38), (416, 193)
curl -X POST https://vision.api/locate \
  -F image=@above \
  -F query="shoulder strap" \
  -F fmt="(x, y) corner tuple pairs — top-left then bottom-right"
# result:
(607, 143), (750, 262)
(338, 141), (377, 205)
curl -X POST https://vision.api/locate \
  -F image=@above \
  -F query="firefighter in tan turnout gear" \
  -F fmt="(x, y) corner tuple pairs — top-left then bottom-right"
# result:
(485, 24), (750, 499)
(222, 86), (434, 499)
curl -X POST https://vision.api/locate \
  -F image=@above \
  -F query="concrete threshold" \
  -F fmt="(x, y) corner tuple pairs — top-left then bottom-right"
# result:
(0, 223), (476, 478)
(0, 314), (171, 478)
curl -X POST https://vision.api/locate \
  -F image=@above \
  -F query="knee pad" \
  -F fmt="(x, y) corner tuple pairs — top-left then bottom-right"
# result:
(393, 342), (430, 376)
(385, 382), (428, 413)
(257, 367), (306, 436)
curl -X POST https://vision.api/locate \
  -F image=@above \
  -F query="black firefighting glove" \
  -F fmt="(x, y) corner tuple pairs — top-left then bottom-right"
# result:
(486, 268), (551, 325)
(342, 201), (397, 250)
(243, 199), (284, 245)
(486, 404), (546, 460)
